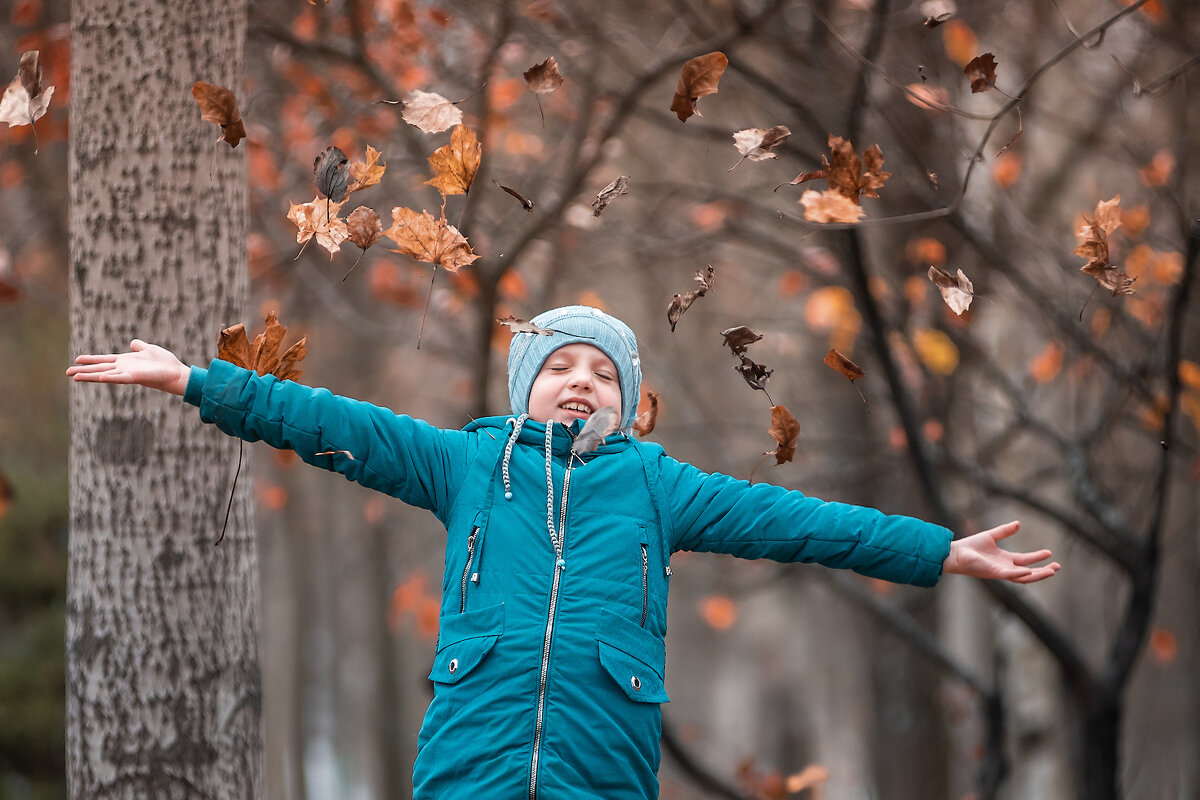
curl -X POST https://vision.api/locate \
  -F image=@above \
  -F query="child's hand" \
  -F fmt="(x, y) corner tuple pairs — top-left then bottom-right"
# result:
(67, 340), (191, 397)
(943, 520), (1061, 584)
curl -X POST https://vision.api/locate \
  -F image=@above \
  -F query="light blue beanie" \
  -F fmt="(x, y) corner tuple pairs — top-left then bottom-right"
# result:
(507, 305), (642, 429)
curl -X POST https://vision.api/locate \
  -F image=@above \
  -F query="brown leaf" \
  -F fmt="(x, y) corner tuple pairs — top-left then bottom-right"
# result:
(347, 145), (386, 194)
(217, 323), (253, 370)
(964, 52), (998, 93)
(493, 179), (535, 211)
(523, 56), (564, 94)
(346, 206), (383, 250)
(766, 404), (800, 465)
(497, 315), (559, 335)
(401, 89), (463, 133)
(219, 311), (307, 381)
(190, 81), (245, 148)
(633, 392), (661, 437)
(384, 206), (480, 273)
(824, 348), (865, 381)
(730, 125), (791, 169)
(667, 265), (715, 331)
(287, 196), (349, 256)
(735, 355), (773, 393)
(1074, 195), (1135, 296)
(825, 136), (890, 202)
(927, 266), (975, 314)
(800, 189), (865, 224)
(425, 124), (482, 196)
(592, 175), (629, 217)
(721, 325), (762, 356)
(670, 51), (728, 122)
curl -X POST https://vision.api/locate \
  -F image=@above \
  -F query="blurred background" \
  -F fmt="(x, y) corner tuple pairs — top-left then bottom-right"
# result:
(1, 0), (1198, 798)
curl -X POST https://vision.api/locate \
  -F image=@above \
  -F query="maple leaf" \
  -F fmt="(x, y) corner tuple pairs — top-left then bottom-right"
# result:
(0, 51), (55, 138)
(287, 196), (349, 257)
(523, 56), (564, 94)
(667, 265), (715, 331)
(792, 136), (890, 204)
(633, 392), (660, 437)
(571, 406), (619, 457)
(964, 52), (998, 93)
(497, 315), (560, 335)
(218, 310), (307, 381)
(190, 80), (245, 148)
(400, 89), (463, 133)
(314, 145), (350, 202)
(592, 175), (629, 216)
(730, 126), (791, 169)
(670, 51), (728, 122)
(347, 145), (386, 195)
(766, 404), (800, 465)
(927, 266), (976, 314)
(721, 325), (762, 356)
(384, 206), (479, 273)
(800, 189), (865, 224)
(1075, 195), (1134, 296)
(425, 124), (482, 196)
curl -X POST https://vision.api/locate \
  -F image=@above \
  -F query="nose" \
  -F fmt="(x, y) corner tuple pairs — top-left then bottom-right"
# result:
(568, 368), (592, 389)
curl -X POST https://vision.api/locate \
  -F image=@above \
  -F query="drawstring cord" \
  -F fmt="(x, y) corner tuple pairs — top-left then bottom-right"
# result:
(501, 414), (528, 500)
(543, 421), (565, 566)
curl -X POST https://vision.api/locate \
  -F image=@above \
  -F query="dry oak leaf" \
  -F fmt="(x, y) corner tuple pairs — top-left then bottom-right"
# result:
(964, 52), (998, 93)
(721, 325), (762, 357)
(766, 404), (800, 465)
(497, 315), (560, 335)
(927, 266), (975, 314)
(400, 89), (463, 134)
(730, 125), (791, 169)
(592, 175), (629, 216)
(425, 124), (482, 196)
(670, 51), (728, 122)
(633, 392), (660, 437)
(1075, 195), (1134, 296)
(190, 81), (244, 148)
(800, 189), (865, 224)
(288, 196), (349, 256)
(218, 310), (307, 381)
(667, 265), (715, 332)
(523, 56), (564, 94)
(0, 51), (54, 131)
(347, 145), (386, 195)
(384, 206), (479, 273)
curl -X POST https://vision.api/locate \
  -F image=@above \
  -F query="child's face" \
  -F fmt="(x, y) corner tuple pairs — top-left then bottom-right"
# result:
(526, 343), (622, 426)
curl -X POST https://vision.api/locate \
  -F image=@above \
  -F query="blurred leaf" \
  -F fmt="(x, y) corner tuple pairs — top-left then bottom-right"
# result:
(670, 51), (728, 122)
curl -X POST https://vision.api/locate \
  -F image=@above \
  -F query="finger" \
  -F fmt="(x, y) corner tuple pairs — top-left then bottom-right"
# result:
(130, 339), (147, 351)
(1010, 549), (1053, 567)
(1012, 562), (1061, 584)
(72, 353), (120, 365)
(986, 520), (1021, 542)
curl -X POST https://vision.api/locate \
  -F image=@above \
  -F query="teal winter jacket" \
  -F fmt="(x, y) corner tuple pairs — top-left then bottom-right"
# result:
(184, 360), (953, 800)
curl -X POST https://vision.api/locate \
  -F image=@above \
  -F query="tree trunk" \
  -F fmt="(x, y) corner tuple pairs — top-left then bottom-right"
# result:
(1080, 695), (1121, 800)
(66, 1), (259, 798)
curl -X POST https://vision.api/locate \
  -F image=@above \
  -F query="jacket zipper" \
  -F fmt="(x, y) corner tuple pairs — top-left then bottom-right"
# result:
(640, 543), (649, 627)
(459, 526), (479, 614)
(529, 461), (572, 800)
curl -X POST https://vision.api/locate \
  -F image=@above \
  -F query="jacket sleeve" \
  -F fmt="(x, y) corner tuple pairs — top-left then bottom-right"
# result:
(183, 359), (472, 517)
(657, 454), (952, 587)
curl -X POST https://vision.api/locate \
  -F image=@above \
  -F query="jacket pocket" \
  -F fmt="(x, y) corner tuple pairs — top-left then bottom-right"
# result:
(429, 602), (504, 685)
(596, 608), (669, 703)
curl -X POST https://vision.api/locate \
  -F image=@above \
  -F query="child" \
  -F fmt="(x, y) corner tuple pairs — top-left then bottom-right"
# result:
(68, 305), (1059, 800)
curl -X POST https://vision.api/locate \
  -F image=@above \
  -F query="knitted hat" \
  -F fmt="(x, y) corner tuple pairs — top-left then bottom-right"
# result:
(507, 305), (642, 429)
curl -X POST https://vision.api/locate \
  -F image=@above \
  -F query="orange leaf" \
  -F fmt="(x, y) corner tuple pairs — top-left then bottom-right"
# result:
(347, 144), (386, 194)
(218, 310), (307, 381)
(190, 80), (245, 148)
(913, 328), (959, 375)
(670, 51), (728, 122)
(766, 404), (800, 465)
(823, 348), (865, 381)
(384, 205), (479, 272)
(992, 151), (1022, 188)
(942, 20), (978, 67)
(699, 594), (738, 630)
(425, 124), (481, 196)
(1149, 628), (1177, 665)
(1029, 342), (1064, 384)
(633, 392), (661, 437)
(287, 196), (349, 256)
(800, 189), (864, 224)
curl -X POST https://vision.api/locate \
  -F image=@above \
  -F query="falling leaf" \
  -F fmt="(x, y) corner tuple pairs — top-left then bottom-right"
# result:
(523, 56), (564, 94)
(927, 266), (975, 314)
(735, 355), (773, 393)
(571, 406), (619, 456)
(667, 265), (715, 331)
(824, 348), (866, 381)
(384, 206), (480, 272)
(399, 89), (463, 133)
(497, 315), (560, 335)
(792, 136), (890, 204)
(1075, 195), (1135, 296)
(730, 125), (791, 169)
(346, 206), (382, 250)
(314, 145), (350, 202)
(670, 51), (728, 122)
(964, 52), (998, 93)
(633, 392), (660, 437)
(800, 189), (865, 224)
(699, 594), (738, 630)
(493, 179), (535, 211)
(425, 124), (482, 196)
(592, 175), (629, 216)
(766, 404), (800, 465)
(218, 310), (307, 381)
(921, 0), (956, 27)
(347, 145), (386, 194)
(721, 325), (762, 356)
(0, 51), (54, 138)
(913, 328), (959, 375)
(190, 80), (245, 148)
(287, 196), (350, 257)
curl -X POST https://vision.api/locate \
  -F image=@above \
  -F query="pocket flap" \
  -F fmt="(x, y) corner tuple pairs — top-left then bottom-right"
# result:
(596, 609), (669, 703)
(429, 603), (504, 685)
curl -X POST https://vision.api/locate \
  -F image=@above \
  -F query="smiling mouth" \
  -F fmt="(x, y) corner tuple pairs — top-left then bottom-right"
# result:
(560, 401), (593, 416)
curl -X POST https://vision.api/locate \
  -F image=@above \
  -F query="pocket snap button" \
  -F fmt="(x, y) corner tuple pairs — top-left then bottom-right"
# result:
(448, 658), (459, 674)
(630, 675), (642, 691)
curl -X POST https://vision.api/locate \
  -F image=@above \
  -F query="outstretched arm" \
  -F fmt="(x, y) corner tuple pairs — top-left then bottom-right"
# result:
(943, 520), (1060, 584)
(66, 340), (190, 396)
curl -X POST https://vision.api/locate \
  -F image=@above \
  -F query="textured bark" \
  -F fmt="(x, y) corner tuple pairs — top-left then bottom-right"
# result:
(66, 1), (259, 798)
